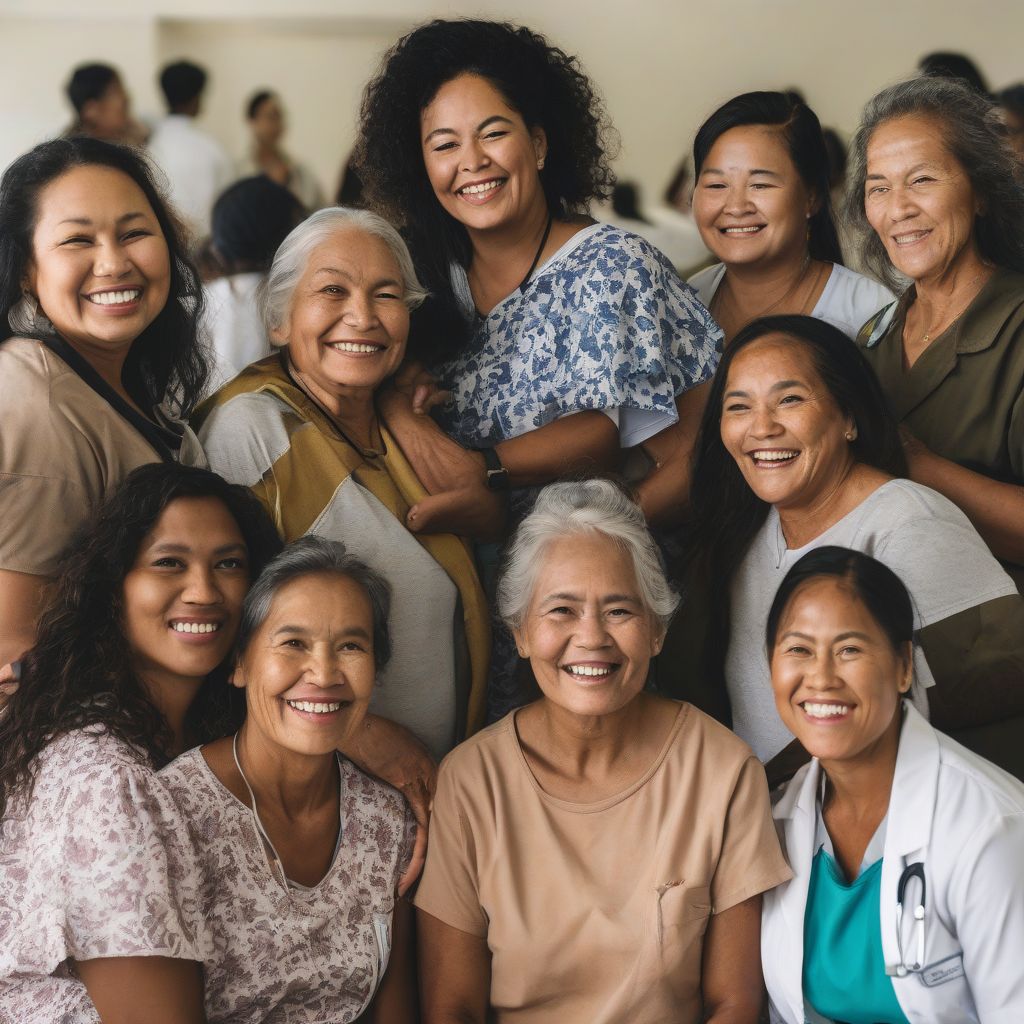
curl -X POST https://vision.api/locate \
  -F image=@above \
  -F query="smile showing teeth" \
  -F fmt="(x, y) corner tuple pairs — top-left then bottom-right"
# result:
(328, 342), (382, 354)
(87, 289), (141, 305)
(802, 702), (850, 719)
(286, 700), (343, 714)
(564, 664), (614, 678)
(893, 230), (930, 246)
(751, 449), (798, 463)
(722, 225), (763, 234)
(458, 179), (503, 195)
(171, 621), (221, 634)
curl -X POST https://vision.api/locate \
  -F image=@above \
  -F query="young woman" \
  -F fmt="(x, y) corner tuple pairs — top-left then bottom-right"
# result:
(689, 92), (892, 345)
(0, 464), (280, 1023)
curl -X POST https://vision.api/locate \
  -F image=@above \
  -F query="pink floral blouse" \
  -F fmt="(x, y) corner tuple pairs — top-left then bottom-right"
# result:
(0, 727), (204, 1023)
(159, 747), (415, 1023)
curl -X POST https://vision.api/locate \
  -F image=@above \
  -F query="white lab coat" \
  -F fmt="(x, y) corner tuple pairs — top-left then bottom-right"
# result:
(763, 704), (1024, 1024)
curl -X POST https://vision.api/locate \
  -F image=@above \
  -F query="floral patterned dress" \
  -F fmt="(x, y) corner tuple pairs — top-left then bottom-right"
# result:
(434, 223), (723, 719)
(158, 746), (416, 1023)
(0, 727), (205, 1023)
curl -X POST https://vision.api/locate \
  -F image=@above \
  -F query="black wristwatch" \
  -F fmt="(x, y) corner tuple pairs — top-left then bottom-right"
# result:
(477, 446), (511, 492)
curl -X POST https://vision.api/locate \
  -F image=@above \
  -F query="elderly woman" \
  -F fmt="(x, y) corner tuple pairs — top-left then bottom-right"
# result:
(415, 479), (790, 1023)
(662, 314), (1024, 780)
(195, 206), (489, 760)
(160, 537), (415, 1022)
(0, 136), (207, 670)
(689, 91), (893, 344)
(845, 77), (1024, 584)
(761, 547), (1024, 1023)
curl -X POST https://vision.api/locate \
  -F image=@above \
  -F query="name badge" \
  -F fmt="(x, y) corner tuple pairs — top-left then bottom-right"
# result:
(920, 953), (965, 987)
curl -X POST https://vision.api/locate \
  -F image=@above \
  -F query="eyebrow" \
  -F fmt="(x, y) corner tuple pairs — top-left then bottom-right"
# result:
(699, 167), (781, 178)
(541, 591), (641, 605)
(424, 114), (515, 143)
(778, 629), (873, 643)
(146, 541), (247, 556)
(311, 267), (402, 290)
(271, 625), (372, 640)
(57, 212), (147, 227)
(724, 379), (807, 399)
(866, 161), (941, 182)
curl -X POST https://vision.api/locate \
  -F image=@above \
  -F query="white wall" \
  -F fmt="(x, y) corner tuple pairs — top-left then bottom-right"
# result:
(1, 0), (1022, 209)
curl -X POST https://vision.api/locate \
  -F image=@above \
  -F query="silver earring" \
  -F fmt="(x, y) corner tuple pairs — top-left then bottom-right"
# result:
(537, 158), (545, 170)
(9, 292), (51, 336)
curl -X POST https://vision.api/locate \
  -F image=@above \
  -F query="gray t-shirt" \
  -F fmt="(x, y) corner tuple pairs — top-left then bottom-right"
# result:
(726, 479), (1018, 762)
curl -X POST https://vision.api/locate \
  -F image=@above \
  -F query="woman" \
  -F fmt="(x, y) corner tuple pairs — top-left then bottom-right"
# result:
(159, 537), (415, 1022)
(689, 91), (893, 344)
(237, 90), (325, 212)
(0, 464), (280, 1022)
(846, 77), (1024, 583)
(0, 136), (207, 670)
(664, 314), (1024, 780)
(762, 547), (1024, 1023)
(356, 18), (722, 534)
(415, 479), (791, 1023)
(202, 175), (304, 394)
(195, 206), (490, 759)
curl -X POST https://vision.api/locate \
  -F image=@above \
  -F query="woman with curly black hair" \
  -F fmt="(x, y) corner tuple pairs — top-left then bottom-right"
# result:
(357, 19), (721, 719)
(0, 137), (210, 672)
(0, 463), (281, 1022)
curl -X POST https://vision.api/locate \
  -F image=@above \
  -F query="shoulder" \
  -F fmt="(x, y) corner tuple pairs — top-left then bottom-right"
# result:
(341, 758), (408, 821)
(819, 265), (896, 335)
(158, 745), (212, 796)
(934, 730), (1024, 816)
(672, 701), (762, 778)
(559, 223), (677, 279)
(857, 478), (974, 527)
(435, 714), (518, 792)
(687, 263), (725, 304)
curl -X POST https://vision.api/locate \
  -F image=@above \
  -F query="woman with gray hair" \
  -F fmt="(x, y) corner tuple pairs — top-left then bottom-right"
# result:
(159, 536), (417, 1021)
(845, 76), (1024, 588)
(194, 207), (491, 762)
(414, 478), (790, 1024)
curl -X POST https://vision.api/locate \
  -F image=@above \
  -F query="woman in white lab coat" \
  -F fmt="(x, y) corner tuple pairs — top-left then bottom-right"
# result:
(761, 545), (1024, 1024)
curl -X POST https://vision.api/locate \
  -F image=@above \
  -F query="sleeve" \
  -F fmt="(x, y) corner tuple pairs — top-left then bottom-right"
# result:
(947, 811), (1024, 1021)
(710, 756), (793, 915)
(0, 740), (206, 977)
(563, 231), (723, 447)
(395, 799), (418, 886)
(1008, 380), (1024, 481)
(412, 759), (488, 937)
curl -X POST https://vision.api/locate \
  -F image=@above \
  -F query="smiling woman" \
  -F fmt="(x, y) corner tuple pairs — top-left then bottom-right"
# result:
(0, 137), (208, 673)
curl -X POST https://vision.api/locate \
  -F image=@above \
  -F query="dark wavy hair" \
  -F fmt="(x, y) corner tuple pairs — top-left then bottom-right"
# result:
(844, 77), (1024, 290)
(0, 464), (281, 819)
(0, 136), (208, 416)
(680, 314), (906, 691)
(693, 91), (844, 265)
(355, 18), (617, 359)
(765, 545), (914, 656)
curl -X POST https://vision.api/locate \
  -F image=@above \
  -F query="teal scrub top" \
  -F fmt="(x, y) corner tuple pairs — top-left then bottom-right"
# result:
(803, 848), (910, 1024)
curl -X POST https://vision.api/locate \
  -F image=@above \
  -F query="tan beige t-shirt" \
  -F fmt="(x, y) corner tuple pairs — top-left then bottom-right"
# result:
(415, 700), (791, 1023)
(0, 337), (204, 576)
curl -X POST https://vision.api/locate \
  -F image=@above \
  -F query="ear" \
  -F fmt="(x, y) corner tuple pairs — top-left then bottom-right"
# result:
(228, 662), (246, 690)
(531, 126), (548, 169)
(513, 625), (529, 660)
(897, 641), (913, 695)
(269, 325), (288, 348)
(22, 261), (37, 298)
(806, 186), (822, 218)
(651, 630), (664, 657)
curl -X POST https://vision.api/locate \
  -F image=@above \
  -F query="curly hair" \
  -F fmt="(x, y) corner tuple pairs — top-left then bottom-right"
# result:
(843, 77), (1024, 290)
(0, 136), (209, 417)
(354, 18), (617, 359)
(0, 464), (281, 819)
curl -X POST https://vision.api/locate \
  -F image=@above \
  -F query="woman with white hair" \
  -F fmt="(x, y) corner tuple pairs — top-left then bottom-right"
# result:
(414, 479), (791, 1024)
(195, 207), (490, 761)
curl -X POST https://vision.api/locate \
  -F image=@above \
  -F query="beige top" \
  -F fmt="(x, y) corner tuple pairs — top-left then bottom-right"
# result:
(0, 336), (204, 576)
(415, 701), (791, 1024)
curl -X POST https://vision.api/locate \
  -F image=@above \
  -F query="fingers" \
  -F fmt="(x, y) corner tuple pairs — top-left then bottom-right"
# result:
(398, 821), (428, 897)
(408, 488), (507, 541)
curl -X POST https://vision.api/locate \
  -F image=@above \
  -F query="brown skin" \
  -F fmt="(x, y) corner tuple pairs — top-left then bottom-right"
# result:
(0, 570), (48, 671)
(75, 958), (206, 1024)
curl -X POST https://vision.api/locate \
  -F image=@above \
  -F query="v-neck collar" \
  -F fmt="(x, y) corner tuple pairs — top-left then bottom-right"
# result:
(40, 334), (181, 462)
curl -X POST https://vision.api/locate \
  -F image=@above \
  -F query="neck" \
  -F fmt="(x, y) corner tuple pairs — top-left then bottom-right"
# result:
(468, 197), (551, 274)
(139, 671), (205, 760)
(820, 706), (902, 821)
(912, 246), (992, 317)
(288, 357), (378, 449)
(65, 337), (134, 402)
(235, 721), (337, 818)
(777, 461), (883, 549)
(721, 246), (812, 295)
(255, 141), (282, 161)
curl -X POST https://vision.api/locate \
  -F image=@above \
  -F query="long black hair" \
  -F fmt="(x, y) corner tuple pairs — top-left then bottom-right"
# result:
(0, 136), (209, 416)
(693, 91), (844, 265)
(680, 314), (906, 690)
(0, 464), (281, 819)
(355, 18), (617, 361)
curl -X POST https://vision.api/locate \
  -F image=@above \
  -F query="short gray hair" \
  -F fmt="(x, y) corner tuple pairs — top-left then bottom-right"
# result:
(237, 535), (392, 667)
(497, 479), (680, 632)
(259, 206), (428, 336)
(843, 76), (1024, 290)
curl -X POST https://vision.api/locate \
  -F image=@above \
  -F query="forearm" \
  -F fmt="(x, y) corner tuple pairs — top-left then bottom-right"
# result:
(495, 411), (619, 488)
(0, 569), (50, 668)
(908, 448), (1024, 565)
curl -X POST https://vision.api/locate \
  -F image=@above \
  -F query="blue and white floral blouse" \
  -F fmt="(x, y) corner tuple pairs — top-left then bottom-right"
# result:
(434, 223), (723, 450)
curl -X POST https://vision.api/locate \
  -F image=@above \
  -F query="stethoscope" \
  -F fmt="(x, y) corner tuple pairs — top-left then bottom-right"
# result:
(894, 861), (927, 976)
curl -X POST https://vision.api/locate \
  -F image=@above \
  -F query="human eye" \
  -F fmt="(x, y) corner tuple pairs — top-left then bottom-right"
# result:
(723, 400), (750, 413)
(60, 234), (92, 246)
(339, 640), (367, 652)
(865, 184), (888, 198)
(320, 284), (345, 296)
(151, 556), (184, 569)
(785, 643), (811, 656)
(910, 175), (935, 186)
(216, 556), (247, 571)
(375, 290), (401, 301)
(837, 644), (862, 657)
(432, 140), (457, 153)
(122, 227), (153, 241)
(545, 605), (573, 617)
(779, 393), (804, 405)
(483, 129), (509, 140)
(281, 637), (306, 650)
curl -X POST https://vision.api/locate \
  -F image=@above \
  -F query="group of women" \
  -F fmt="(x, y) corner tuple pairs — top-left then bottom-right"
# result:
(1, 15), (1023, 1024)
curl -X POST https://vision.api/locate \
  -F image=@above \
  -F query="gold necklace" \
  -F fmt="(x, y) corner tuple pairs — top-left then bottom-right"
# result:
(713, 255), (817, 329)
(913, 270), (992, 347)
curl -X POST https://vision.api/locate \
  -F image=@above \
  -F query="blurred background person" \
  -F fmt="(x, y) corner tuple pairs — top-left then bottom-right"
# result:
(335, 153), (366, 208)
(148, 59), (233, 242)
(918, 50), (990, 94)
(237, 89), (325, 212)
(647, 156), (713, 277)
(202, 175), (304, 394)
(63, 62), (147, 146)
(689, 91), (893, 346)
(997, 83), (1024, 163)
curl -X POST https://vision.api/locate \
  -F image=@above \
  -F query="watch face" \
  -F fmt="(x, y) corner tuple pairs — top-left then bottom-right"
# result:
(486, 468), (511, 492)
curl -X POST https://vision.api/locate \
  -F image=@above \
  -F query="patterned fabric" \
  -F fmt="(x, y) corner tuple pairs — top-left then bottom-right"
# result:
(435, 222), (722, 450)
(159, 747), (416, 1023)
(0, 728), (205, 1024)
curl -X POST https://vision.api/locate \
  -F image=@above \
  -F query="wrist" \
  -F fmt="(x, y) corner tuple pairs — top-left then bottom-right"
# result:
(476, 446), (511, 492)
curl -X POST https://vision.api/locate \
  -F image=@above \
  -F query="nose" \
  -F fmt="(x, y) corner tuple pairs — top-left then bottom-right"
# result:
(803, 654), (841, 692)
(341, 290), (379, 331)
(304, 647), (351, 693)
(460, 136), (490, 173)
(181, 565), (223, 606)
(885, 184), (919, 223)
(749, 402), (783, 440)
(723, 184), (756, 217)
(93, 238), (133, 279)
(573, 609), (612, 651)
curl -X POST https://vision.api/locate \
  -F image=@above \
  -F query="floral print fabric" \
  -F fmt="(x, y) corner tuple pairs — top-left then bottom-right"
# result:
(0, 728), (204, 1024)
(159, 747), (416, 1023)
